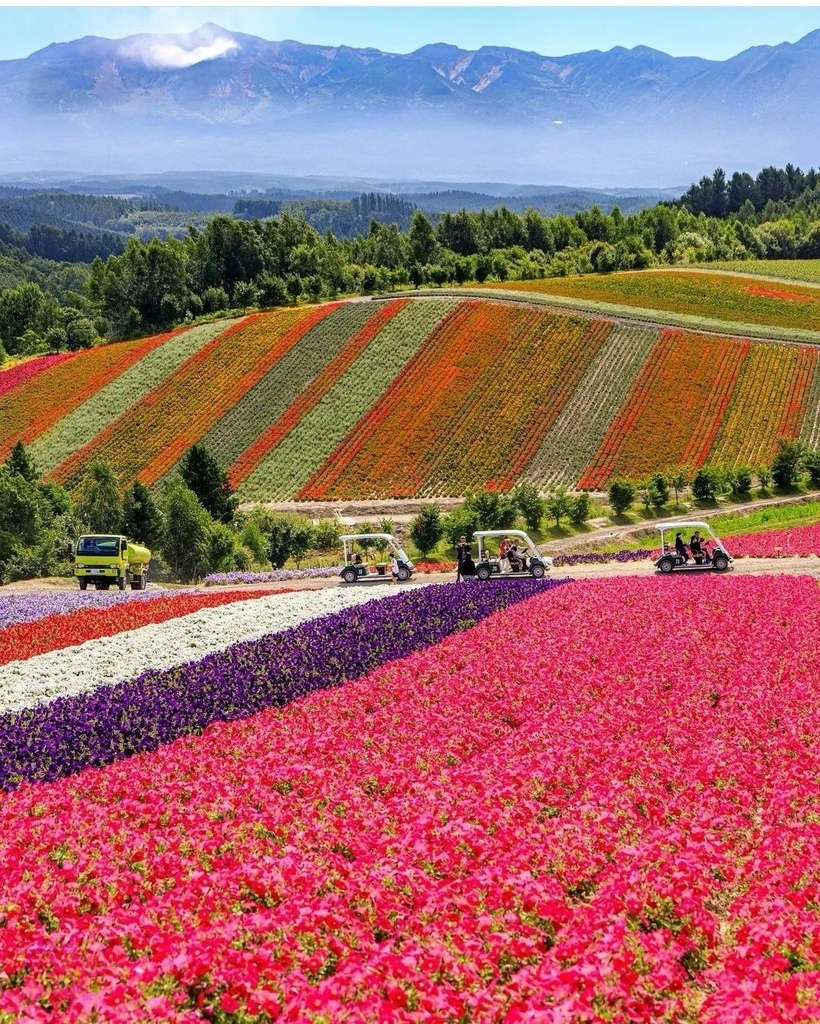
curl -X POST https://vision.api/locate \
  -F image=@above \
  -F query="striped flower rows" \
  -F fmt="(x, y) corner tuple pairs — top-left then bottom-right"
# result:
(0, 352), (75, 398)
(1, 576), (819, 1022)
(3, 294), (820, 499)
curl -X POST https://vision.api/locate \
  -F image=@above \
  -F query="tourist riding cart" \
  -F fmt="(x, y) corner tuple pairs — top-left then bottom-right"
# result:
(339, 534), (415, 583)
(473, 530), (550, 580)
(654, 521), (733, 574)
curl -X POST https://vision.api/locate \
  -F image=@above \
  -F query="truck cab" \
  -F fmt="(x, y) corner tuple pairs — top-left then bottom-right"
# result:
(74, 535), (151, 591)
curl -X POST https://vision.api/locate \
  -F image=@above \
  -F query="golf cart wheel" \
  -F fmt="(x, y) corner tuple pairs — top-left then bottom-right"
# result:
(658, 557), (675, 575)
(530, 562), (546, 579)
(78, 578), (87, 591)
(476, 565), (491, 581)
(713, 554), (729, 572)
(397, 567), (410, 582)
(342, 567), (358, 584)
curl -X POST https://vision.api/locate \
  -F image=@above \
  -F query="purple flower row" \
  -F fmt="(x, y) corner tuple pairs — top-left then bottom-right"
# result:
(0, 578), (568, 790)
(551, 549), (653, 567)
(203, 566), (345, 585)
(0, 589), (168, 630)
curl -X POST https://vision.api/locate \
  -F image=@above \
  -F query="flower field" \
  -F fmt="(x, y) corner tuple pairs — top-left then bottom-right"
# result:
(4, 293), (820, 497)
(0, 329), (184, 462)
(2, 574), (820, 1022)
(487, 269), (820, 333)
(0, 352), (75, 398)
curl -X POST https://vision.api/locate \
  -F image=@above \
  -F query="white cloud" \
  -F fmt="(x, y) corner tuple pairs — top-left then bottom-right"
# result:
(119, 30), (239, 70)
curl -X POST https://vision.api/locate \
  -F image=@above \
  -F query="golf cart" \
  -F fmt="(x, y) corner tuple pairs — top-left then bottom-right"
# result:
(472, 530), (550, 581)
(339, 534), (415, 584)
(655, 521), (732, 574)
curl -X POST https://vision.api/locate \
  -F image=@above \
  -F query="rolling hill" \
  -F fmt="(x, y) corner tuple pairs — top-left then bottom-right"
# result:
(2, 271), (820, 499)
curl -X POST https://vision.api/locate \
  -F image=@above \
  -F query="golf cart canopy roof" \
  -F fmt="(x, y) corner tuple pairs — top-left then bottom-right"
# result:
(340, 533), (398, 543)
(473, 530), (536, 541)
(656, 521), (713, 533)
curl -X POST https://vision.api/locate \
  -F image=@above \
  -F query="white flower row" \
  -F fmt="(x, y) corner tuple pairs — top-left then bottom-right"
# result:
(0, 588), (383, 717)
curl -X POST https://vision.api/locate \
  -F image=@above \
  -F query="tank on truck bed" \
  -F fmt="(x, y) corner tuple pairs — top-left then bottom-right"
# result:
(74, 535), (152, 591)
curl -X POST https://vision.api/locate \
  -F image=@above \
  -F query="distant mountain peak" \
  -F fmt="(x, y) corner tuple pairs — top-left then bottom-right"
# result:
(116, 23), (241, 70)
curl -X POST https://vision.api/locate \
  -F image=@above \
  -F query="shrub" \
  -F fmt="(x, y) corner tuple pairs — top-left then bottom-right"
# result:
(409, 504), (443, 556)
(608, 479), (635, 516)
(771, 438), (806, 489)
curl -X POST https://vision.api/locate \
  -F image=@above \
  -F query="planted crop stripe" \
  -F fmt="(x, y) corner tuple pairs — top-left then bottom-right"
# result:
(30, 321), (237, 476)
(579, 331), (748, 488)
(52, 306), (331, 488)
(777, 346), (819, 439)
(525, 325), (659, 489)
(303, 301), (542, 499)
(0, 329), (183, 461)
(190, 301), (380, 479)
(229, 299), (410, 487)
(799, 350), (820, 449)
(487, 270), (820, 333)
(297, 301), (473, 500)
(423, 314), (612, 496)
(0, 353), (75, 399)
(708, 344), (807, 469)
(241, 298), (459, 501)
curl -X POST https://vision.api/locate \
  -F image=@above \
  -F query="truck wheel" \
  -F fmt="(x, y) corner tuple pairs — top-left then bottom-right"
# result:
(117, 577), (126, 591)
(97, 581), (110, 591)
(78, 578), (87, 591)
(530, 562), (546, 579)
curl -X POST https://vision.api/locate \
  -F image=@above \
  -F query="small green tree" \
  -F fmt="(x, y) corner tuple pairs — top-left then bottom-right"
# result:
(608, 479), (635, 516)
(666, 466), (690, 508)
(771, 438), (806, 489)
(76, 460), (123, 534)
(179, 443), (237, 525)
(570, 491), (590, 526)
(511, 481), (545, 531)
(312, 518), (341, 552)
(122, 480), (164, 549)
(5, 441), (39, 484)
(462, 489), (517, 531)
(239, 519), (269, 565)
(409, 504), (443, 555)
(728, 467), (752, 499)
(441, 508), (478, 549)
(207, 521), (237, 574)
(691, 468), (719, 502)
(805, 450), (820, 488)
(756, 465), (772, 493)
(545, 487), (573, 528)
(650, 472), (669, 507)
(162, 481), (213, 582)
(266, 515), (314, 569)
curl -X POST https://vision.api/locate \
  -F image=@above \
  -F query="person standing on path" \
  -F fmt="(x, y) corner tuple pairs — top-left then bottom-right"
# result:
(456, 535), (470, 581)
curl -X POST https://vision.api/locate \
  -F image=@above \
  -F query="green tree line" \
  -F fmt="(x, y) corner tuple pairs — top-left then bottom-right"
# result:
(6, 160), (820, 359)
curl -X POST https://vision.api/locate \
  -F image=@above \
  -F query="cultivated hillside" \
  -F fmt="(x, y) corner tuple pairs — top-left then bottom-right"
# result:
(2, 276), (819, 499)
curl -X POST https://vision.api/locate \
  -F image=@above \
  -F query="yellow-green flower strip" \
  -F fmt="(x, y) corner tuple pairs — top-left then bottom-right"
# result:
(237, 299), (458, 500)
(524, 325), (659, 488)
(799, 356), (820, 450)
(157, 302), (380, 490)
(28, 322), (238, 477)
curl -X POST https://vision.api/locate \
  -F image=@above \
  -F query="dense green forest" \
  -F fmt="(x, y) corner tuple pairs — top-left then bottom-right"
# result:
(3, 162), (820, 358)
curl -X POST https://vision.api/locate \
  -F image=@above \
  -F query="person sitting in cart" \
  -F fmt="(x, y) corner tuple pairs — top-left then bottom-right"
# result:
(675, 533), (688, 560)
(354, 552), (363, 565)
(690, 531), (704, 563)
(508, 543), (528, 571)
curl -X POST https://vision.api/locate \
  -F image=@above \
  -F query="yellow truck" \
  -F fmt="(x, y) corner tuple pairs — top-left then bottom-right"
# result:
(74, 535), (152, 591)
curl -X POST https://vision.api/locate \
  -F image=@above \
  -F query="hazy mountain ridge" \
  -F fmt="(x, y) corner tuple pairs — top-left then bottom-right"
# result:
(1, 23), (819, 184)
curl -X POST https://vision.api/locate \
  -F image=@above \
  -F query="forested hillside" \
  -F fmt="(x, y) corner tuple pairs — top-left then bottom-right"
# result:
(2, 162), (820, 363)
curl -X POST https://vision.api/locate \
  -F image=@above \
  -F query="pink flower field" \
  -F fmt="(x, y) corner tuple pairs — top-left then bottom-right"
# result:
(1, 576), (820, 1022)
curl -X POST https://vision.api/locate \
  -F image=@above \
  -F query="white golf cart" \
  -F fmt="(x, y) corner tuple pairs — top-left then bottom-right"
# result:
(339, 534), (415, 584)
(655, 521), (732, 574)
(472, 530), (551, 581)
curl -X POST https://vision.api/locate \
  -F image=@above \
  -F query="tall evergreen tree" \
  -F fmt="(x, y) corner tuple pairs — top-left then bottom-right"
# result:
(5, 441), (38, 483)
(122, 480), (164, 548)
(179, 443), (238, 525)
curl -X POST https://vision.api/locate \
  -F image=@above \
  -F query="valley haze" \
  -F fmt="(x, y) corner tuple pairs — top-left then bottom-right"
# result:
(1, 22), (820, 187)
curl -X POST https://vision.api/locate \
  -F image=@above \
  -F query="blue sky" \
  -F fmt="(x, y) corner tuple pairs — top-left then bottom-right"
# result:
(1, 5), (819, 63)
